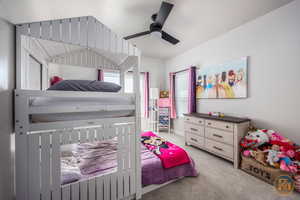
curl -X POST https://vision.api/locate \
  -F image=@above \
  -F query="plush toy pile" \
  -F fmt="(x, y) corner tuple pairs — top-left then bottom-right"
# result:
(240, 128), (300, 174)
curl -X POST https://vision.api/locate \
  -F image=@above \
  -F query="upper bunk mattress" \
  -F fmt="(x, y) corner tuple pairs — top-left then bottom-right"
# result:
(30, 96), (134, 123)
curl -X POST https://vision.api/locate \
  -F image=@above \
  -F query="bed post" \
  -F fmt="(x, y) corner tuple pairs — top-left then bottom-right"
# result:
(133, 54), (142, 200)
(120, 68), (125, 93)
(15, 91), (29, 200)
(16, 25), (23, 90)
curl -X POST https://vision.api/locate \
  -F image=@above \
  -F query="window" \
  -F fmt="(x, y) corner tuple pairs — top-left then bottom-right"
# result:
(175, 71), (188, 117)
(124, 72), (145, 117)
(103, 71), (120, 85)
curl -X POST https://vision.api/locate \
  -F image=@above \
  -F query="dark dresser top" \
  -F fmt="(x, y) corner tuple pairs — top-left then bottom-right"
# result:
(183, 113), (250, 124)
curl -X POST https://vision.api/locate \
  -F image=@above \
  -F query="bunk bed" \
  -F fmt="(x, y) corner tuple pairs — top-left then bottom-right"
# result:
(14, 16), (197, 200)
(15, 16), (142, 200)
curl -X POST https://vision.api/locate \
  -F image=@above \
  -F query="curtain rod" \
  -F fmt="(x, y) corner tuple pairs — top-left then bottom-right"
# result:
(174, 68), (188, 74)
(174, 66), (198, 74)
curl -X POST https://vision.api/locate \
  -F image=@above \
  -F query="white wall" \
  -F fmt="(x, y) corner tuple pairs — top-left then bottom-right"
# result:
(140, 56), (165, 130)
(140, 56), (165, 90)
(0, 18), (15, 200)
(165, 1), (300, 142)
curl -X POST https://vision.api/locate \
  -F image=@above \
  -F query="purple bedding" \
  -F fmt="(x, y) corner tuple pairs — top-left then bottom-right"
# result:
(61, 138), (198, 186)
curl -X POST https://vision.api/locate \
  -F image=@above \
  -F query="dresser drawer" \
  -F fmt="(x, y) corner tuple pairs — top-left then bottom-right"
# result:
(184, 123), (204, 137)
(205, 127), (234, 145)
(186, 133), (204, 148)
(205, 120), (234, 132)
(205, 139), (233, 159)
(185, 116), (204, 126)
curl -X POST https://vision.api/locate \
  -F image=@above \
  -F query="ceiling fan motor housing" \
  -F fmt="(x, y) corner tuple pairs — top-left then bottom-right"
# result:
(151, 13), (157, 22)
(150, 23), (162, 33)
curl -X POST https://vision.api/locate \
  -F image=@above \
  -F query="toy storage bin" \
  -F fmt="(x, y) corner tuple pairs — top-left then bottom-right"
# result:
(240, 155), (292, 185)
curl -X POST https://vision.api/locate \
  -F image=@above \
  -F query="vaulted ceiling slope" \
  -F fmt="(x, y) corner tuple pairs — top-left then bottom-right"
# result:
(0, 0), (294, 59)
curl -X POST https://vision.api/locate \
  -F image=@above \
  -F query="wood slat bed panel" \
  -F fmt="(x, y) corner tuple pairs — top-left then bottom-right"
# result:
(80, 180), (88, 200)
(88, 179), (96, 200)
(51, 133), (61, 200)
(41, 21), (51, 40)
(117, 127), (125, 199)
(95, 22), (102, 50)
(62, 185), (71, 200)
(71, 18), (80, 45)
(80, 17), (88, 47)
(96, 176), (104, 200)
(61, 130), (70, 145)
(41, 134), (51, 200)
(96, 127), (104, 141)
(71, 183), (80, 200)
(103, 175), (110, 200)
(30, 22), (41, 38)
(52, 20), (61, 41)
(129, 125), (136, 195)
(88, 128), (96, 142)
(80, 128), (88, 143)
(61, 19), (70, 43)
(71, 129), (80, 144)
(88, 16), (96, 48)
(110, 174), (117, 200)
(123, 171), (130, 198)
(28, 134), (40, 200)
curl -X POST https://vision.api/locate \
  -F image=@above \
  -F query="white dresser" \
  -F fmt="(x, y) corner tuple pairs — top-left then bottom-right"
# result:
(184, 113), (250, 168)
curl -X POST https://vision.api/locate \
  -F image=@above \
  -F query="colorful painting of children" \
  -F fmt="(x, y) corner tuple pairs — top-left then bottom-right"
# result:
(196, 57), (247, 99)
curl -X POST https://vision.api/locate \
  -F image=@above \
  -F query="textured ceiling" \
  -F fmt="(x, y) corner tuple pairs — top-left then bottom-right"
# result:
(0, 0), (293, 59)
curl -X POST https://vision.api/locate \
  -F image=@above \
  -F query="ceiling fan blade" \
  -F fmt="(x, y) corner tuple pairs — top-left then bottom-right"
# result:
(161, 31), (179, 45)
(155, 1), (174, 27)
(124, 31), (151, 40)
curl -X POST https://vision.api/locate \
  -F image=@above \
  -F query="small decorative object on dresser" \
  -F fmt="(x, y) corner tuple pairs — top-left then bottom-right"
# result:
(184, 113), (250, 168)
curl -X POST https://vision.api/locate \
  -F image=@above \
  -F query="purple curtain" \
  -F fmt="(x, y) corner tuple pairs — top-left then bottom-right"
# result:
(188, 66), (196, 113)
(169, 72), (177, 119)
(97, 69), (104, 81)
(144, 72), (149, 118)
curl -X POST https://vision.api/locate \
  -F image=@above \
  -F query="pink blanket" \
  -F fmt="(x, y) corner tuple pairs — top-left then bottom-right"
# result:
(141, 131), (190, 169)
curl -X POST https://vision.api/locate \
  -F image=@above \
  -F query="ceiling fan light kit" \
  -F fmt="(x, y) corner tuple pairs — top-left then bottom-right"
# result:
(124, 1), (180, 45)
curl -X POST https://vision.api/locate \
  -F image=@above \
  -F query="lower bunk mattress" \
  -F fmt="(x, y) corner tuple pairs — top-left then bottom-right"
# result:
(61, 138), (198, 186)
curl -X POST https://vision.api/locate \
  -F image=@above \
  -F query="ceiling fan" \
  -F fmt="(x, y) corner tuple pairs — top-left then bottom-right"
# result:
(124, 1), (179, 45)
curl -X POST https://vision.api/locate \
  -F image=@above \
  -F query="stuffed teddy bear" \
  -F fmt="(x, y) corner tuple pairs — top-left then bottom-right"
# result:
(240, 130), (269, 148)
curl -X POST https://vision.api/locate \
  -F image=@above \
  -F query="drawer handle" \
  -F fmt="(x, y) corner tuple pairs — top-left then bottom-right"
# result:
(226, 125), (230, 128)
(198, 121), (202, 123)
(213, 146), (223, 151)
(186, 118), (190, 121)
(208, 122), (212, 125)
(191, 138), (198, 142)
(190, 128), (198, 132)
(213, 134), (223, 138)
